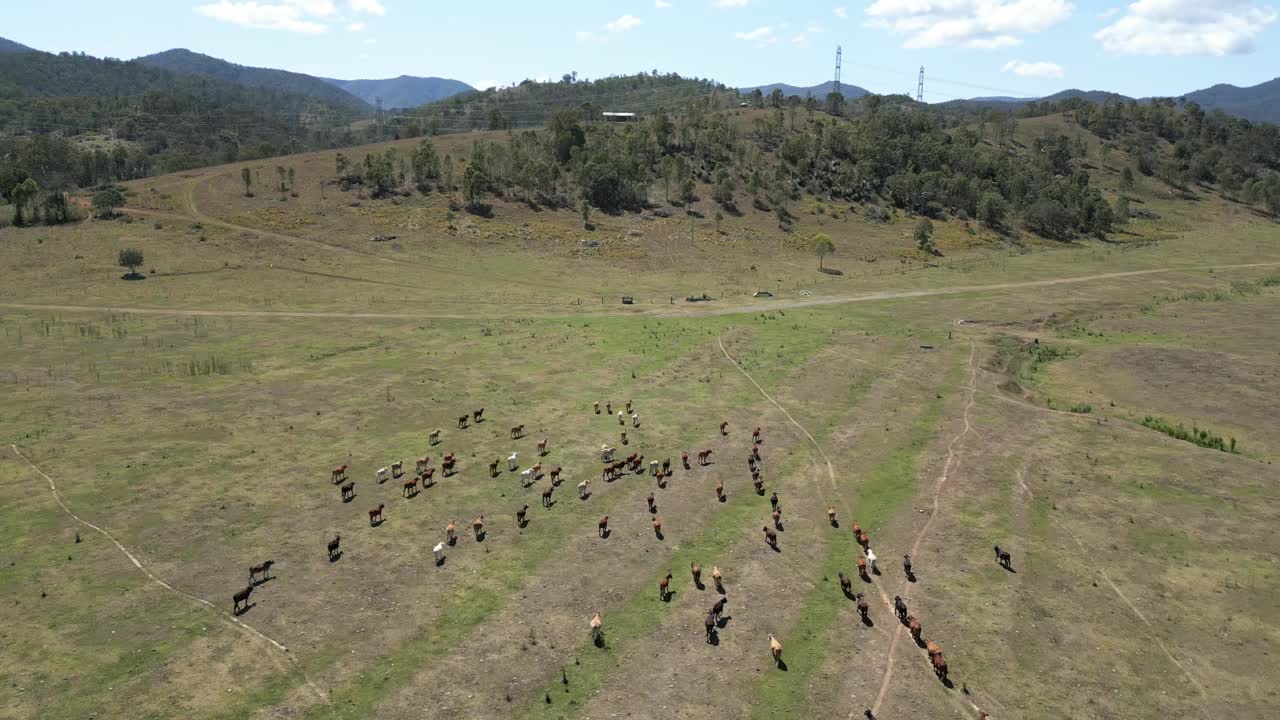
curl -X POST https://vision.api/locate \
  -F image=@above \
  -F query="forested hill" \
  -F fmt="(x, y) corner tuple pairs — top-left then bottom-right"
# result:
(0, 36), (35, 53)
(405, 72), (730, 133)
(136, 49), (370, 110)
(0, 51), (369, 194)
(346, 89), (1278, 245)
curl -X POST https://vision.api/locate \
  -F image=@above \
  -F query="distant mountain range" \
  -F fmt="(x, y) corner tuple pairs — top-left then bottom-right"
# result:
(0, 36), (35, 53)
(322, 76), (475, 109)
(740, 81), (870, 100)
(136, 49), (371, 110)
(946, 84), (1280, 124)
(135, 49), (473, 111)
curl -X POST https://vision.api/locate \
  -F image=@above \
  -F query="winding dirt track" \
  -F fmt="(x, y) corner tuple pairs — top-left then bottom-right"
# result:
(7, 261), (1280, 322)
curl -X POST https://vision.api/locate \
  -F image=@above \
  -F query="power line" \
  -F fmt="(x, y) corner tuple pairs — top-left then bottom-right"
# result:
(917, 66), (925, 104)
(834, 45), (842, 88)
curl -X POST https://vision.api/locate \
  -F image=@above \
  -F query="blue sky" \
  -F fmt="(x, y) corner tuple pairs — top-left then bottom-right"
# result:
(5, 0), (1278, 99)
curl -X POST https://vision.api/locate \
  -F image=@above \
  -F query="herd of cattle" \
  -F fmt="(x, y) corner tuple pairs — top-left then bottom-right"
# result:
(228, 399), (1011, 713)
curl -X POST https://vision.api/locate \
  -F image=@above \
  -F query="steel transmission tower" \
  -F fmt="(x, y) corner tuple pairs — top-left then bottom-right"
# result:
(916, 66), (925, 103)
(834, 46), (842, 91)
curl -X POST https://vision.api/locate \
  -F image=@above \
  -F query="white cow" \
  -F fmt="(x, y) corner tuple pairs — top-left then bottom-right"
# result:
(632, 413), (640, 428)
(521, 468), (535, 487)
(649, 459), (659, 476)
(376, 467), (389, 483)
(601, 445), (615, 462)
(432, 541), (445, 565)
(507, 452), (519, 471)
(617, 411), (625, 425)
(578, 479), (589, 499)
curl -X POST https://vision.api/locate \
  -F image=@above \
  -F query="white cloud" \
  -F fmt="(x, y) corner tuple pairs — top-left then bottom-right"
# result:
(193, 0), (339, 33)
(1001, 59), (1064, 77)
(656, 0), (673, 7)
(347, 21), (365, 30)
(834, 6), (848, 17)
(575, 30), (606, 44)
(605, 14), (643, 31)
(348, 0), (385, 14)
(1095, 0), (1277, 55)
(865, 0), (1073, 49)
(1098, 7), (1120, 17)
(715, 0), (749, 8)
(735, 25), (776, 44)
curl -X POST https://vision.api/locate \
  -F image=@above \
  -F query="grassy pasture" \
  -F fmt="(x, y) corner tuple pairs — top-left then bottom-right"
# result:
(2, 121), (1280, 720)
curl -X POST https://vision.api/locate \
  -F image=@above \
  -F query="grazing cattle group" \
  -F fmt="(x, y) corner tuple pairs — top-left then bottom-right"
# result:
(227, 392), (998, 716)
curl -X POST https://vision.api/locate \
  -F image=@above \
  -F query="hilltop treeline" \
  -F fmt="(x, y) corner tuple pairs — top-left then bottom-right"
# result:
(336, 82), (1280, 241)
(0, 51), (367, 218)
(402, 72), (731, 134)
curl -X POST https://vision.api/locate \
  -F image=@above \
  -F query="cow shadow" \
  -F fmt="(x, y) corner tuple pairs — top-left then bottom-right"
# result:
(654, 530), (665, 541)
(861, 614), (874, 628)
(342, 493), (356, 503)
(475, 530), (486, 543)
(447, 537), (457, 547)
(905, 570), (917, 583)
(435, 556), (446, 567)
(775, 658), (789, 671)
(328, 551), (343, 563)
(694, 579), (705, 591)
(716, 615), (732, 629)
(233, 602), (255, 616)
(250, 575), (274, 588)
(776, 522), (785, 532)
(579, 492), (591, 501)
(1002, 564), (1017, 574)
(913, 635), (927, 649)
(593, 633), (606, 649)
(599, 528), (611, 539)
(769, 544), (782, 553)
(518, 518), (529, 529)
(661, 590), (676, 603)
(830, 519), (840, 528)
(370, 518), (385, 528)
(706, 630), (720, 646)
(715, 584), (726, 596)
(841, 588), (855, 601)
(940, 677), (954, 690)
(718, 495), (727, 504)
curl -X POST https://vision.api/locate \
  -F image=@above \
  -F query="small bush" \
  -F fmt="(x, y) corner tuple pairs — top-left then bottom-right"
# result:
(1139, 416), (1237, 453)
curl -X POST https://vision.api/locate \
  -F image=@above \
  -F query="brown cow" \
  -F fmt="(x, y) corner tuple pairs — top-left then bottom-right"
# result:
(858, 531), (870, 549)
(698, 449), (714, 465)
(753, 475), (764, 494)
(429, 429), (441, 445)
(827, 505), (837, 526)
(402, 477), (419, 497)
(647, 492), (656, 513)
(331, 464), (348, 483)
(489, 459), (499, 477)
(769, 491), (779, 511)
(597, 515), (609, 538)
(248, 560), (274, 585)
(931, 653), (948, 682)
(473, 408), (484, 422)
(510, 424), (524, 439)
(856, 593), (870, 623)
(537, 438), (548, 456)
(712, 565), (724, 592)
(715, 479), (725, 501)
(340, 480), (355, 501)
(926, 640), (943, 658)
(771, 509), (782, 529)
(768, 634), (783, 663)
(720, 421), (729, 436)
(590, 611), (603, 643)
(682, 451), (690, 470)
(659, 571), (673, 600)
(753, 427), (762, 443)
(549, 466), (562, 484)
(326, 534), (341, 560)
(857, 556), (869, 581)
(472, 515), (485, 540)
(516, 505), (529, 526)
(838, 571), (852, 596)
(457, 415), (469, 429)
(368, 504), (384, 525)
(691, 561), (702, 587)
(763, 526), (778, 550)
(542, 485), (555, 507)
(416, 456), (431, 473)
(445, 520), (457, 544)
(907, 615), (922, 643)
(652, 516), (663, 537)
(421, 467), (437, 486)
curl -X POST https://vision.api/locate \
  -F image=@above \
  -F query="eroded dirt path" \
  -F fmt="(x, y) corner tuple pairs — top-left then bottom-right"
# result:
(9, 444), (328, 704)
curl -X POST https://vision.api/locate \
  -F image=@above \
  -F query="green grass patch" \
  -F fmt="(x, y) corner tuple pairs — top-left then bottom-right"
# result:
(1139, 415), (1238, 453)
(749, 375), (953, 718)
